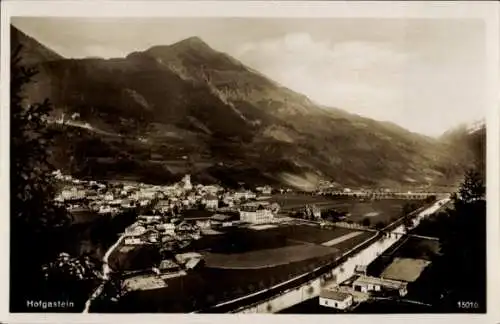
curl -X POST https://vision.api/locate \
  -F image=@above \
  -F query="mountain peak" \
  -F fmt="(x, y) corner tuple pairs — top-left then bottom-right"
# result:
(145, 36), (215, 61)
(170, 36), (212, 51)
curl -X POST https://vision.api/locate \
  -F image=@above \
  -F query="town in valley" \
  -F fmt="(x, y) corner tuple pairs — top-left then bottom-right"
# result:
(8, 15), (487, 315)
(52, 170), (454, 313)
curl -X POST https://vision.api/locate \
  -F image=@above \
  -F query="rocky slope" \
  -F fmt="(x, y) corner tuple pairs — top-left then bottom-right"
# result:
(12, 25), (478, 189)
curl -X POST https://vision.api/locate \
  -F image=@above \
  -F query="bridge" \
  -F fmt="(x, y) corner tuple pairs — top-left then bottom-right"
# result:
(324, 191), (449, 200)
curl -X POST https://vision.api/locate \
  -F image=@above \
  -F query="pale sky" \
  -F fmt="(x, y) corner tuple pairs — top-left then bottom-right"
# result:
(12, 17), (486, 136)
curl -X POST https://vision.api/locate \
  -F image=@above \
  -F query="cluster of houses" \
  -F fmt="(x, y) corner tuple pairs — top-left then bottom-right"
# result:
(52, 171), (145, 217)
(122, 214), (201, 246)
(319, 266), (408, 311)
(52, 169), (287, 233)
(123, 201), (283, 247)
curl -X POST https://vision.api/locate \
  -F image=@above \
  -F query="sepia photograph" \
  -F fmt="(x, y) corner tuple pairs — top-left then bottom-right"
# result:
(1, 1), (497, 322)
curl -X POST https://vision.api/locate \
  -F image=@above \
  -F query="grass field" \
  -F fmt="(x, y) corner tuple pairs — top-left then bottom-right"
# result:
(110, 224), (374, 272)
(268, 194), (415, 227)
(276, 225), (355, 244)
(381, 257), (431, 282)
(202, 244), (338, 269)
(268, 194), (341, 210)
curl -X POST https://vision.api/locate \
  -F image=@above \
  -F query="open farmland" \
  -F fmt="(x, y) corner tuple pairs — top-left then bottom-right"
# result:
(268, 194), (342, 211)
(268, 194), (419, 227)
(191, 224), (364, 253)
(202, 244), (338, 269)
(275, 225), (355, 244)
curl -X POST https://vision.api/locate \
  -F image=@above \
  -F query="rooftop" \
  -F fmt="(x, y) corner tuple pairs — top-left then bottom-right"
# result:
(204, 193), (218, 200)
(319, 289), (352, 301)
(211, 214), (233, 221)
(159, 259), (180, 270)
(123, 275), (167, 291)
(354, 275), (407, 290)
(175, 252), (202, 263)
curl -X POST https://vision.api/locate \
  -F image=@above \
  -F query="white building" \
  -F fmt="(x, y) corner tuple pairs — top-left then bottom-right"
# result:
(352, 275), (408, 297)
(182, 174), (193, 191)
(319, 289), (353, 310)
(203, 193), (219, 210)
(124, 236), (143, 245)
(196, 219), (211, 229)
(157, 223), (176, 235)
(256, 186), (273, 195)
(239, 202), (275, 224)
(125, 225), (146, 236)
(138, 215), (162, 224)
(60, 188), (87, 200)
(234, 190), (257, 201)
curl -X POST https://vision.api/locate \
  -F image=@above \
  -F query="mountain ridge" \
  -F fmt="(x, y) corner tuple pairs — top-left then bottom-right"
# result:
(11, 25), (63, 65)
(12, 25), (478, 190)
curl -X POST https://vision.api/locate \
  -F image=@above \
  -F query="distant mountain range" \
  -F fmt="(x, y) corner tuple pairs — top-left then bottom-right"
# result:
(11, 25), (484, 190)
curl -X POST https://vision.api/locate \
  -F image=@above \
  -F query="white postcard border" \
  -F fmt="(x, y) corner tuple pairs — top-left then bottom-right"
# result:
(0, 1), (498, 324)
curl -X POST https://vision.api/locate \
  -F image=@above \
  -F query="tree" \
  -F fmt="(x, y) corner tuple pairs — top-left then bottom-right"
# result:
(455, 169), (485, 205)
(10, 45), (72, 311)
(375, 221), (385, 230)
(401, 202), (417, 217)
(42, 253), (101, 282)
(362, 218), (371, 227)
(425, 195), (437, 204)
(10, 45), (70, 231)
(206, 294), (215, 304)
(40, 252), (102, 303)
(402, 216), (414, 233)
(410, 167), (486, 311)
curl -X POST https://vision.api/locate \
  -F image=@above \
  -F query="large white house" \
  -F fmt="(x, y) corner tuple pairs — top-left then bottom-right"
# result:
(239, 202), (274, 224)
(203, 193), (219, 210)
